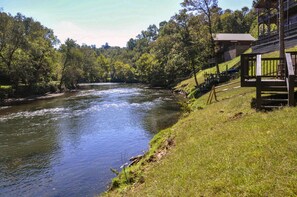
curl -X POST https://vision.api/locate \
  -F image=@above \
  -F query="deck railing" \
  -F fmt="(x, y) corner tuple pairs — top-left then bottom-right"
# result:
(287, 51), (297, 75)
(241, 53), (285, 86)
(284, 0), (297, 10)
(241, 52), (297, 87)
(285, 52), (296, 106)
(255, 23), (297, 46)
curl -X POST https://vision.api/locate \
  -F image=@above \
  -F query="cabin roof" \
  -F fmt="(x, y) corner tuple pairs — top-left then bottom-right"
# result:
(213, 33), (257, 42)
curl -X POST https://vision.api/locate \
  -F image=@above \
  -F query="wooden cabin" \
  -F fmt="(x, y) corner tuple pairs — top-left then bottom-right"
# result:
(241, 0), (297, 109)
(213, 33), (256, 63)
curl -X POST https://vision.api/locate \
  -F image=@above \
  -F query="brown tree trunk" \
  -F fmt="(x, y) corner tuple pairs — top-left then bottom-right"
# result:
(278, 0), (285, 78)
(279, 0), (285, 59)
(191, 60), (199, 88)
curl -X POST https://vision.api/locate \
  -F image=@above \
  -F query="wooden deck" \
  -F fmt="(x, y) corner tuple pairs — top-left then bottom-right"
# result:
(241, 52), (297, 109)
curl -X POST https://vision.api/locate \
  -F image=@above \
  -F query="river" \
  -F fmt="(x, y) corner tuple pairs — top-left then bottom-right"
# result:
(0, 83), (182, 197)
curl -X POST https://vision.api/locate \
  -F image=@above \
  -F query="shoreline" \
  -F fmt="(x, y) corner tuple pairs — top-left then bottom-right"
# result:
(0, 92), (66, 106)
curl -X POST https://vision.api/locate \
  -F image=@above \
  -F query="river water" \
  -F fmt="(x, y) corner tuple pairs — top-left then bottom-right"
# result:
(0, 83), (181, 197)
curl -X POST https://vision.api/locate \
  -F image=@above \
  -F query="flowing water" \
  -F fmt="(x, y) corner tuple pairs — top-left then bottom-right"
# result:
(0, 83), (182, 197)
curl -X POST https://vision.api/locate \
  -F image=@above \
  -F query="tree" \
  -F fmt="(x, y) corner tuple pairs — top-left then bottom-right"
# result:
(0, 12), (58, 88)
(23, 18), (58, 86)
(135, 53), (164, 86)
(182, 0), (220, 74)
(59, 39), (83, 89)
(96, 54), (110, 81)
(172, 10), (200, 87)
(102, 42), (111, 49)
(112, 61), (135, 82)
(127, 38), (136, 50)
(0, 12), (26, 87)
(80, 45), (99, 82)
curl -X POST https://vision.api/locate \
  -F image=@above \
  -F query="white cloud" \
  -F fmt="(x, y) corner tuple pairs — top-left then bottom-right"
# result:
(53, 21), (134, 47)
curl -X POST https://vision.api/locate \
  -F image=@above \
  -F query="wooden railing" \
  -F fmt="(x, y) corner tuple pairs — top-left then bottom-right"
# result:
(255, 23), (297, 46)
(241, 53), (284, 86)
(241, 52), (297, 107)
(287, 51), (297, 75)
(284, 0), (297, 10)
(286, 52), (296, 106)
(241, 53), (257, 86)
(256, 55), (262, 109)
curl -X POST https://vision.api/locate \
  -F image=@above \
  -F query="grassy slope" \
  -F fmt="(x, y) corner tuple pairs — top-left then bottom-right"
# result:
(103, 49), (297, 196)
(175, 48), (251, 94)
(105, 80), (297, 196)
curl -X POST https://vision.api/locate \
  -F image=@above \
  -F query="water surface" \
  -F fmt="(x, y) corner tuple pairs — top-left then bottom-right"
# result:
(0, 83), (181, 197)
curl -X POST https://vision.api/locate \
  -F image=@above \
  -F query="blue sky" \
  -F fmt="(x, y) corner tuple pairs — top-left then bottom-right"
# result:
(1, 0), (253, 47)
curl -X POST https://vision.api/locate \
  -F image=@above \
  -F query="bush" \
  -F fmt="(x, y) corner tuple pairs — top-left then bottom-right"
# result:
(0, 86), (13, 100)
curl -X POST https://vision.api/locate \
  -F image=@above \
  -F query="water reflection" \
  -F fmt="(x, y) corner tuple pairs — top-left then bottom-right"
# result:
(0, 83), (181, 197)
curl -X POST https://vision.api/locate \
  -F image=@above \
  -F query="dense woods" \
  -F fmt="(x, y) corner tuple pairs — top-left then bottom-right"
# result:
(0, 0), (257, 98)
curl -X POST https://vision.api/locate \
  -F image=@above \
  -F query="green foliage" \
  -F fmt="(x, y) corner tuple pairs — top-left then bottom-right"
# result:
(0, 12), (58, 89)
(0, 4), (258, 94)
(135, 53), (163, 85)
(0, 85), (13, 100)
(112, 61), (135, 82)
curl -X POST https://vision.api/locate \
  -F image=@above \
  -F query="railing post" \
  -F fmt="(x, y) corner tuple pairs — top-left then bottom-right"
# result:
(286, 53), (296, 106)
(256, 55), (262, 109)
(288, 75), (295, 106)
(241, 54), (246, 87)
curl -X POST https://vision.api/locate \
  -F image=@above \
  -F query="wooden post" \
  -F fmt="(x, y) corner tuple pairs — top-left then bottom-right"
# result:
(213, 86), (218, 102)
(256, 55), (262, 109)
(241, 54), (246, 87)
(279, 0), (285, 59)
(257, 9), (260, 38)
(277, 0), (285, 79)
(288, 75), (295, 106)
(256, 76), (262, 109)
(206, 85), (218, 105)
(286, 53), (295, 106)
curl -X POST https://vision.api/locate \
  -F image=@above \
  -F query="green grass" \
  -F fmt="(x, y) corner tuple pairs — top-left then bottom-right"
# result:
(176, 48), (251, 94)
(102, 47), (297, 196)
(104, 78), (297, 196)
(261, 46), (297, 58)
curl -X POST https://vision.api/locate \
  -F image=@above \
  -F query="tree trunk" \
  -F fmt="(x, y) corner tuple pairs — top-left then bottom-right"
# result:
(278, 0), (285, 78)
(206, 6), (220, 75)
(279, 0), (285, 59)
(191, 60), (199, 88)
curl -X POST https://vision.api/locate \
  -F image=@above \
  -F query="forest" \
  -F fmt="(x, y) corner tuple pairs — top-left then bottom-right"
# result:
(0, 0), (257, 98)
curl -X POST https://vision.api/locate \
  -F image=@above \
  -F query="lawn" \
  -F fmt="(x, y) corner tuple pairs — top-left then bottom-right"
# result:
(103, 47), (297, 196)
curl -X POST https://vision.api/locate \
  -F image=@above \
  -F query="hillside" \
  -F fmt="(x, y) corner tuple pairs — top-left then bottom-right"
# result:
(103, 51), (297, 196)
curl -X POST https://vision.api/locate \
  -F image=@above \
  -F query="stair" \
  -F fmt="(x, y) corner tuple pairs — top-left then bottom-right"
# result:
(256, 80), (289, 110)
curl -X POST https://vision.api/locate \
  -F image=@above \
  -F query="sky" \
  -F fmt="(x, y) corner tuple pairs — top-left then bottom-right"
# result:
(1, 0), (253, 47)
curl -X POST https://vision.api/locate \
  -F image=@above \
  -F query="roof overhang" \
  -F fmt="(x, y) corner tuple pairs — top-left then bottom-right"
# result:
(213, 33), (257, 42)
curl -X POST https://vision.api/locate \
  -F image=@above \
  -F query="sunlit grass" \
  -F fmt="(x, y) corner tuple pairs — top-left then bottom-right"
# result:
(103, 47), (297, 196)
(104, 77), (297, 196)
(176, 48), (251, 93)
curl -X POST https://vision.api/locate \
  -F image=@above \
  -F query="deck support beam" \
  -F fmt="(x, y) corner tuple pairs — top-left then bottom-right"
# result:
(256, 55), (262, 109)
(288, 75), (295, 106)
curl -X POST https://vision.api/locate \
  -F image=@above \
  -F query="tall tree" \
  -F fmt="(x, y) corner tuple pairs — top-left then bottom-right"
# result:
(173, 10), (200, 87)
(182, 0), (220, 74)
(59, 39), (83, 90)
(0, 12), (26, 87)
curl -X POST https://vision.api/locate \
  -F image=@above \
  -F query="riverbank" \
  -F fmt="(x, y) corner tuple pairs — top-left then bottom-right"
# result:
(0, 92), (66, 106)
(103, 77), (297, 196)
